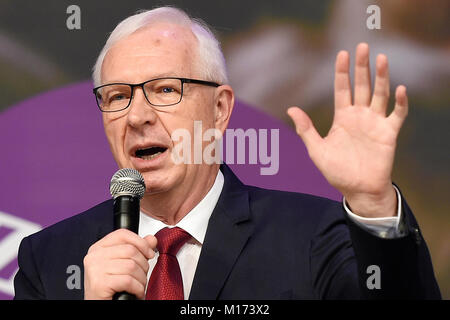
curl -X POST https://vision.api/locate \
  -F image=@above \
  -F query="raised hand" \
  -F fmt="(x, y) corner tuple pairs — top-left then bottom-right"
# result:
(287, 43), (408, 218)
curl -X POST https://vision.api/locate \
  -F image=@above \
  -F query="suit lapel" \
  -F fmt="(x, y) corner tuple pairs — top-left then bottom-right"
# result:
(189, 164), (253, 299)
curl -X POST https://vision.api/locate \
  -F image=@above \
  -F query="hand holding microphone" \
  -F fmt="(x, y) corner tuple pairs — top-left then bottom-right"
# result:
(83, 169), (156, 300)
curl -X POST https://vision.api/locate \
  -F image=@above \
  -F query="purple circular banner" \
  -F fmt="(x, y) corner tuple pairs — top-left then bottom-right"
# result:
(0, 81), (339, 299)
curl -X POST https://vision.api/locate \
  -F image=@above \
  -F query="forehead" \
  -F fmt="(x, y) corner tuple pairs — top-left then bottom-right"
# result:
(101, 23), (198, 84)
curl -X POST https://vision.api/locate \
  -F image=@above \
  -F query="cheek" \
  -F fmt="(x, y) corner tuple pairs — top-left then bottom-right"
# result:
(163, 110), (215, 143)
(103, 117), (127, 161)
(179, 93), (216, 125)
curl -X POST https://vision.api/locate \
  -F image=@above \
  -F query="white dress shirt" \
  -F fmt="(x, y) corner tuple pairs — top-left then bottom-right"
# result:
(138, 170), (402, 299)
(138, 170), (224, 299)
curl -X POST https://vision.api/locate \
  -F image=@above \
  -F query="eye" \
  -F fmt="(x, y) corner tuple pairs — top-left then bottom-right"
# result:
(162, 87), (175, 93)
(109, 94), (128, 102)
(114, 94), (126, 100)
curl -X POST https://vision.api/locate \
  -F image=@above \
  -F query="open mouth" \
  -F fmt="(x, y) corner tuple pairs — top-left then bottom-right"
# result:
(135, 146), (167, 160)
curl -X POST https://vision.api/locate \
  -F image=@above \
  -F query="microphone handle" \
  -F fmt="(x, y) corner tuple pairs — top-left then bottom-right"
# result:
(113, 195), (140, 233)
(113, 195), (140, 300)
(113, 292), (137, 300)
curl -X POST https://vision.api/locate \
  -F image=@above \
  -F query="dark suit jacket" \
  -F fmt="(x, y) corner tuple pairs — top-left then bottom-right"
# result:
(14, 164), (441, 299)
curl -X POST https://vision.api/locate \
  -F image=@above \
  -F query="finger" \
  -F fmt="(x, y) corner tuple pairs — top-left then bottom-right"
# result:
(101, 244), (151, 273)
(370, 54), (390, 115)
(287, 107), (323, 157)
(334, 50), (352, 109)
(107, 274), (146, 300)
(387, 85), (408, 132)
(106, 259), (148, 286)
(354, 42), (371, 106)
(90, 229), (154, 259)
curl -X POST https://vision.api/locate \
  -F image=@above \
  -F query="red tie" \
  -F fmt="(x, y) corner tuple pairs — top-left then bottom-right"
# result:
(145, 227), (191, 300)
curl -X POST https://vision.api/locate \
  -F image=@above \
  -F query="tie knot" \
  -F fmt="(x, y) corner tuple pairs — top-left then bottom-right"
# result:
(155, 227), (191, 256)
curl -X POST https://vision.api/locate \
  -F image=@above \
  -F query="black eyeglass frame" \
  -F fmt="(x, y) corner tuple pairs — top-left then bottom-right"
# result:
(93, 77), (220, 112)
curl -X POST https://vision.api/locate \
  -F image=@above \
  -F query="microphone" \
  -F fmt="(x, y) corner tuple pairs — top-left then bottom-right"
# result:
(109, 168), (146, 300)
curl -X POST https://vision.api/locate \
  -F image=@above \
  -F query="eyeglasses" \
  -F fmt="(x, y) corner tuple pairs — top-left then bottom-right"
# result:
(93, 77), (220, 112)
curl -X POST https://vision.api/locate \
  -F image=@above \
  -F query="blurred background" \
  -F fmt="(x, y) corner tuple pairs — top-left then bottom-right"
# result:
(0, 0), (448, 298)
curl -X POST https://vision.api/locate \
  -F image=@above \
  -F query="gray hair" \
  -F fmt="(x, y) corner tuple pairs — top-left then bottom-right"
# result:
(92, 6), (228, 87)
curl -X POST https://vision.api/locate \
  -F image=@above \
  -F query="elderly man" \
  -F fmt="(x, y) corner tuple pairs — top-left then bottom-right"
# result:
(14, 7), (440, 300)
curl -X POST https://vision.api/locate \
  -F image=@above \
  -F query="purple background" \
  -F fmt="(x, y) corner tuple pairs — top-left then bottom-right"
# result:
(0, 81), (339, 299)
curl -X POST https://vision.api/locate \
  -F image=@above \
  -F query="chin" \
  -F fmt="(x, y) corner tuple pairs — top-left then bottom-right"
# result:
(140, 166), (183, 195)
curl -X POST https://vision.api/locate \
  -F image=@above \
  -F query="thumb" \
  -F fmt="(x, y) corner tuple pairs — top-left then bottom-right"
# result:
(144, 234), (158, 250)
(287, 107), (322, 153)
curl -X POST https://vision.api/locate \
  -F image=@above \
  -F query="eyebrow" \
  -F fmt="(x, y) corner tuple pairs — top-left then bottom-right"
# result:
(101, 73), (188, 85)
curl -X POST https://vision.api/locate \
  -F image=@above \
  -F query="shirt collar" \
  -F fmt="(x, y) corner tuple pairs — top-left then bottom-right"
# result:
(138, 169), (224, 245)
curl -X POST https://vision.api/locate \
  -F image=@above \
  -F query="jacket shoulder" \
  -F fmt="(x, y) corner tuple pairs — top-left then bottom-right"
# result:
(15, 199), (113, 299)
(24, 199), (113, 253)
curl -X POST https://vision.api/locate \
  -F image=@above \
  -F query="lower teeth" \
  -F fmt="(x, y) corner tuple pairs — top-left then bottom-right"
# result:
(141, 152), (162, 160)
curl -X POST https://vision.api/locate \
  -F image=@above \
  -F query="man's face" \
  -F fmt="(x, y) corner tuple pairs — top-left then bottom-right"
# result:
(101, 23), (218, 195)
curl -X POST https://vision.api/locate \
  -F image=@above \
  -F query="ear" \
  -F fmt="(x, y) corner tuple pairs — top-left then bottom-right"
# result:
(213, 85), (235, 135)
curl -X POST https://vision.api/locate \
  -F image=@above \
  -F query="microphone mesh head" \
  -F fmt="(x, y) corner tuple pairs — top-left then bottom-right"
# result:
(110, 168), (146, 199)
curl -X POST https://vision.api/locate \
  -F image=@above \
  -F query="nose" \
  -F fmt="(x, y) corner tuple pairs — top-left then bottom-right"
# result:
(127, 86), (158, 129)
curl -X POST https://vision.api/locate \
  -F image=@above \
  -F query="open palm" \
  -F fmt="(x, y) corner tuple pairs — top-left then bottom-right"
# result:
(288, 43), (408, 217)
